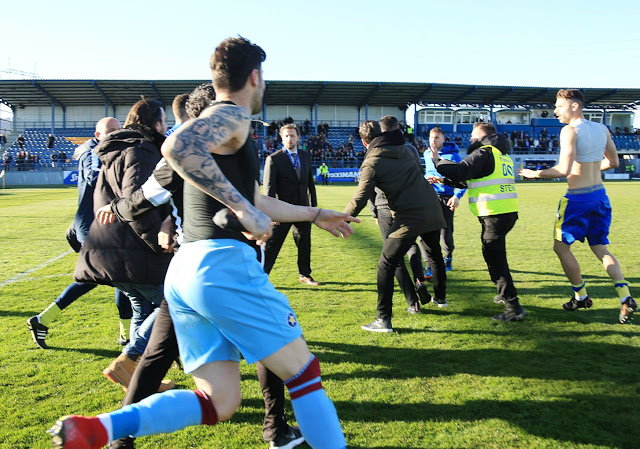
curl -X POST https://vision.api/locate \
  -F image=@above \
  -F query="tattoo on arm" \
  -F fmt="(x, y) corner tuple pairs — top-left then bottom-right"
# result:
(162, 105), (250, 211)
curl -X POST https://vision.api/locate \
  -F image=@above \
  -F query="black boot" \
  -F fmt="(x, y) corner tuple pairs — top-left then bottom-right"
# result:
(109, 437), (135, 449)
(492, 299), (526, 321)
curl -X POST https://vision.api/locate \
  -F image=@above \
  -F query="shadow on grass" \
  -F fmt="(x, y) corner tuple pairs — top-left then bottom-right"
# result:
(38, 346), (123, 358)
(308, 340), (640, 384)
(337, 394), (636, 448)
(0, 309), (38, 318)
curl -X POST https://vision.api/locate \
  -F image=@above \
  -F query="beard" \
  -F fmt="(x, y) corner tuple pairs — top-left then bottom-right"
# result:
(250, 89), (264, 115)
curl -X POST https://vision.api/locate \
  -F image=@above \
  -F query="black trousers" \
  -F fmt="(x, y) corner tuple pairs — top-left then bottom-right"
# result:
(123, 299), (288, 441)
(376, 207), (421, 306)
(263, 221), (312, 276)
(419, 195), (455, 266)
(377, 230), (446, 320)
(321, 174), (328, 185)
(478, 212), (518, 301)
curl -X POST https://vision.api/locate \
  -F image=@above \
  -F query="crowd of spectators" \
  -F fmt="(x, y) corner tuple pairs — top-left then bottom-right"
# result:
(3, 149), (40, 171)
(505, 128), (559, 153)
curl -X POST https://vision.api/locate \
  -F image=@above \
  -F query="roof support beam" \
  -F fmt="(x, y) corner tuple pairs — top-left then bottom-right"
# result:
(523, 88), (550, 103)
(149, 81), (164, 106)
(587, 89), (619, 105)
(32, 81), (65, 110)
(91, 81), (116, 117)
(359, 83), (381, 109)
(311, 82), (327, 131)
(311, 82), (327, 106)
(452, 86), (477, 103)
(486, 87), (514, 104)
(411, 83), (434, 105)
(32, 81), (65, 132)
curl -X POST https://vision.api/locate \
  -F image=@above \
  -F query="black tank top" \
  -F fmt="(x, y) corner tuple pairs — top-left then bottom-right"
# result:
(182, 107), (259, 247)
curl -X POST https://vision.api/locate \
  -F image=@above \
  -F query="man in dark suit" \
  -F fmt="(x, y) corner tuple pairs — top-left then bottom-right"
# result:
(263, 123), (319, 285)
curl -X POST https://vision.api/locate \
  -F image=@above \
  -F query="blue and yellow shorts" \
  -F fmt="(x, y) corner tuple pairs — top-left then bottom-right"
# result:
(554, 185), (611, 246)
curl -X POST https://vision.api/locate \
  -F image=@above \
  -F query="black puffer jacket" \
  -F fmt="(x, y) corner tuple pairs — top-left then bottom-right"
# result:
(74, 125), (172, 285)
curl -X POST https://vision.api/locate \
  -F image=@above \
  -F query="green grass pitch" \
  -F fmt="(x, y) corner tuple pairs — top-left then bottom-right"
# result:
(1, 182), (639, 448)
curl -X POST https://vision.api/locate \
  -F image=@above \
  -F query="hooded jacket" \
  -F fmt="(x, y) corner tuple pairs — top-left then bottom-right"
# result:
(344, 129), (445, 238)
(433, 133), (511, 185)
(74, 125), (172, 285)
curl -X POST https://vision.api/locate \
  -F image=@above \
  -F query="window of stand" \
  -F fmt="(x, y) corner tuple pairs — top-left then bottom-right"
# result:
(418, 110), (454, 124)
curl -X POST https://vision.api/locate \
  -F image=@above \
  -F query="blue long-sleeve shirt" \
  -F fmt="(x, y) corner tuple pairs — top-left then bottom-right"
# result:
(423, 142), (466, 199)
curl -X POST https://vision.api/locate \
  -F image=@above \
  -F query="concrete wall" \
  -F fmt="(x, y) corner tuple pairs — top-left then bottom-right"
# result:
(1, 170), (65, 186)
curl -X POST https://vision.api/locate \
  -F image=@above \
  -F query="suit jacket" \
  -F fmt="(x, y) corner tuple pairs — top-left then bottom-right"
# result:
(263, 148), (317, 207)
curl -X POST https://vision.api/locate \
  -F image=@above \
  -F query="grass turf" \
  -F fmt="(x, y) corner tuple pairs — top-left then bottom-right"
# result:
(0, 182), (639, 449)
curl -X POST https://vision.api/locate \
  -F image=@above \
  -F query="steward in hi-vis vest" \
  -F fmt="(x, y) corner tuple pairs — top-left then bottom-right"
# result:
(467, 146), (518, 217)
(428, 122), (526, 322)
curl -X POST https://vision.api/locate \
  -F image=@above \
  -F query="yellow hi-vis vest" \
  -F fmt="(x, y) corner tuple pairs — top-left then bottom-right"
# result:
(467, 146), (518, 216)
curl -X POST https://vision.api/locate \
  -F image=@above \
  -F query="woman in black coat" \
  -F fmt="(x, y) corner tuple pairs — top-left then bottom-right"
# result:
(75, 99), (174, 389)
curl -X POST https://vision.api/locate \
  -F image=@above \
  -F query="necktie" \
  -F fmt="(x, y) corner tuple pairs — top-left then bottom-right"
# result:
(292, 152), (301, 178)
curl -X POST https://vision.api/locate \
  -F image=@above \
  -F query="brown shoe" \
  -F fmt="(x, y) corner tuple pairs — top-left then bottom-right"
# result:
(103, 354), (139, 388)
(299, 275), (319, 286)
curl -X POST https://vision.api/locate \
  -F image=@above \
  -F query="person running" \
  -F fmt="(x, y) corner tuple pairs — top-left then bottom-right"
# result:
(518, 88), (636, 323)
(49, 36), (354, 449)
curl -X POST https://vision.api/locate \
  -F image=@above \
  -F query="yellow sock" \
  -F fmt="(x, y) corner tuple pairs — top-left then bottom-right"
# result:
(39, 303), (62, 327)
(614, 280), (630, 302)
(119, 319), (131, 340)
(571, 282), (588, 300)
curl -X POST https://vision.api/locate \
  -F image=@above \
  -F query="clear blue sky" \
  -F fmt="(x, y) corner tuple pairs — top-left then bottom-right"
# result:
(3, 0), (639, 90)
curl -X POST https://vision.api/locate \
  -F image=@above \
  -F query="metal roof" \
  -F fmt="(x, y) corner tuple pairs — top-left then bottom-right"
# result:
(1, 79), (639, 110)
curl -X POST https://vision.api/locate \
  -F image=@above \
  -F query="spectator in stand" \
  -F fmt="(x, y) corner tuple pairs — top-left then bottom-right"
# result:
(26, 151), (36, 170)
(540, 127), (549, 138)
(0, 133), (7, 147)
(3, 149), (11, 171)
(59, 150), (67, 164)
(17, 133), (25, 149)
(16, 150), (25, 171)
(302, 119), (311, 136)
(268, 120), (277, 137)
(47, 134), (55, 149)
(51, 150), (59, 167)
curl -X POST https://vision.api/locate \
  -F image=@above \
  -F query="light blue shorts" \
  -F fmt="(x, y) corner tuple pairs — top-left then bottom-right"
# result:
(164, 239), (303, 373)
(554, 185), (611, 246)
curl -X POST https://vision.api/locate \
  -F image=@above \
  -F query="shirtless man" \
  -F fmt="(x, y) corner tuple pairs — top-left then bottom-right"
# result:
(519, 89), (636, 324)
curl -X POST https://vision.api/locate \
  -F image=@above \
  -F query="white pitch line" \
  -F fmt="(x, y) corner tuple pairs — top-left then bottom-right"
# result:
(0, 250), (74, 288)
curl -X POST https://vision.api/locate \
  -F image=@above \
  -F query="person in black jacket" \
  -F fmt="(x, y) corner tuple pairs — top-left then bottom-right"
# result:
(344, 117), (447, 333)
(263, 123), (320, 285)
(74, 99), (175, 390)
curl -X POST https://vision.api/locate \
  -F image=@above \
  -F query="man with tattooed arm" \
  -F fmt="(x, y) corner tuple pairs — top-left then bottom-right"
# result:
(50, 37), (354, 449)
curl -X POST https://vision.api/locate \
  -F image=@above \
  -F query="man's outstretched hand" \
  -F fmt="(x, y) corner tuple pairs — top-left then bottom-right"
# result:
(313, 209), (361, 239)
